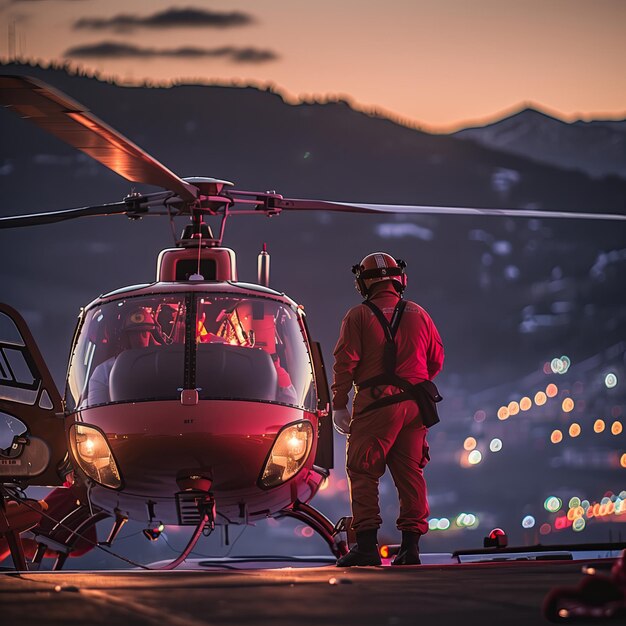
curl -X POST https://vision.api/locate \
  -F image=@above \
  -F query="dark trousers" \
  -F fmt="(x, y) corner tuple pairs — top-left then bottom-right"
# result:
(346, 386), (430, 534)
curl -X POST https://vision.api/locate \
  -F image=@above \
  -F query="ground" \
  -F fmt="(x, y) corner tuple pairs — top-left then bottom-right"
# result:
(0, 557), (620, 626)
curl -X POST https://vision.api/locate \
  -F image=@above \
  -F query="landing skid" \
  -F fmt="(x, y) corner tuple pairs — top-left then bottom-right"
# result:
(276, 500), (348, 558)
(32, 509), (110, 571)
(3, 493), (345, 571)
(0, 495), (29, 570)
(29, 491), (217, 572)
(0, 486), (110, 571)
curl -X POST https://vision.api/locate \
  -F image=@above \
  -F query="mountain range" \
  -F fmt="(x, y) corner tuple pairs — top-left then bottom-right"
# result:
(1, 61), (625, 390)
(453, 106), (626, 180)
(0, 62), (625, 556)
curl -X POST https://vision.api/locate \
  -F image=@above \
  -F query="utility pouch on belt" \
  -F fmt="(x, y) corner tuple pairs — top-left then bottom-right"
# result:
(358, 299), (443, 427)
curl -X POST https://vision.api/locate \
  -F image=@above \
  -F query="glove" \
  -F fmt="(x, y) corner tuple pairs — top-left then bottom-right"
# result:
(332, 408), (351, 435)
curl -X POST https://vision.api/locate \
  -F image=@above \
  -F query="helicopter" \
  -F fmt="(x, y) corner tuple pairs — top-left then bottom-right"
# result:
(1, 74), (625, 572)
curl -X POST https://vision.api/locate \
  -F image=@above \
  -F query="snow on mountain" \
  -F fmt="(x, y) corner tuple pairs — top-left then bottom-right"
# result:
(453, 106), (626, 179)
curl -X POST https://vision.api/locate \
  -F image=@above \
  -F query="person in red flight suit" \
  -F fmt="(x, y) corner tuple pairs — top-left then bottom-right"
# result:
(332, 252), (444, 567)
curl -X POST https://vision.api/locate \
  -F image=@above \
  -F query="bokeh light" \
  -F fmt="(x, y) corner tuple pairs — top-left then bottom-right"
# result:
(497, 406), (510, 421)
(593, 419), (606, 433)
(562, 398), (575, 413)
(437, 518), (451, 530)
(550, 430), (563, 444)
(520, 396), (532, 411)
(465, 514), (478, 528)
(569, 497), (581, 509)
(611, 421), (623, 436)
(572, 517), (586, 532)
(546, 384), (558, 398)
(534, 391), (547, 406)
(455, 513), (479, 528)
(522, 515), (535, 529)
(544, 496), (562, 512)
(550, 356), (571, 375)
(568, 506), (584, 521)
(568, 423), (581, 438)
(473, 410), (486, 423)
(508, 401), (520, 416)
(489, 438), (503, 453)
(539, 523), (551, 535)
(605, 373), (618, 388)
(620, 454), (626, 469)
(468, 450), (482, 465)
(463, 437), (477, 451)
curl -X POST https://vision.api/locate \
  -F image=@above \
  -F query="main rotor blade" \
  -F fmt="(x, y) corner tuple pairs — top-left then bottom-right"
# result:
(0, 75), (198, 203)
(0, 202), (131, 229)
(274, 198), (626, 221)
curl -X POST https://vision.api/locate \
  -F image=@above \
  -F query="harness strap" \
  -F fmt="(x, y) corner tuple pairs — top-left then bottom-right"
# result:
(360, 299), (406, 385)
(356, 299), (442, 426)
(362, 299), (406, 343)
(362, 380), (443, 427)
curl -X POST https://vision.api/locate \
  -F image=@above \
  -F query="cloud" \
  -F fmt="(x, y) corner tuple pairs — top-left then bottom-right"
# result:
(64, 42), (278, 63)
(74, 7), (254, 32)
(374, 223), (434, 241)
(10, 0), (88, 2)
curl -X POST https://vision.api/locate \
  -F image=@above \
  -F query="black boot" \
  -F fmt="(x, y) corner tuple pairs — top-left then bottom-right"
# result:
(336, 529), (381, 567)
(391, 531), (421, 566)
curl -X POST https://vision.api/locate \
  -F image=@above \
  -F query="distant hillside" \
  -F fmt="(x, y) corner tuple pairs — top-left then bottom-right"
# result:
(453, 106), (626, 179)
(1, 62), (625, 394)
(2, 64), (624, 557)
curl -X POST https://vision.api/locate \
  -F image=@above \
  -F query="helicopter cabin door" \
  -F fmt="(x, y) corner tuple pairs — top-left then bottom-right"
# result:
(0, 304), (67, 486)
(310, 341), (333, 470)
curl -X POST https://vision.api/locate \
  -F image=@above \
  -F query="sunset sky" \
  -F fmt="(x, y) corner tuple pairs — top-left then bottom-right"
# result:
(1, 0), (625, 131)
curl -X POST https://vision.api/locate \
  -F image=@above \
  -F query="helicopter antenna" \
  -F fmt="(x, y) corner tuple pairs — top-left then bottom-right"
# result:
(195, 213), (203, 280)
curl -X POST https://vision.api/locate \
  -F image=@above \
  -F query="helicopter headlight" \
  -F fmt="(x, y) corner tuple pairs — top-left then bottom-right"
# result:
(69, 424), (122, 489)
(260, 421), (313, 489)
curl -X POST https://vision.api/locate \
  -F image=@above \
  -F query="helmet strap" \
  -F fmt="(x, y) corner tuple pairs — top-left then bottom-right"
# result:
(352, 262), (406, 298)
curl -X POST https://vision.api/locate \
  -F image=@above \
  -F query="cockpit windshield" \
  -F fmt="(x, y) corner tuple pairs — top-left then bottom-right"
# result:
(65, 293), (316, 412)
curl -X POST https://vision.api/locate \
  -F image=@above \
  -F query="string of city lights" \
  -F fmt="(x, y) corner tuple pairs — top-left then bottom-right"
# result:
(447, 352), (625, 537)
(459, 354), (623, 468)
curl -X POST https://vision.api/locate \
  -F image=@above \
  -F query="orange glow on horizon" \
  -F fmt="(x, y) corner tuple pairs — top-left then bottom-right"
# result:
(1, 1), (625, 131)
